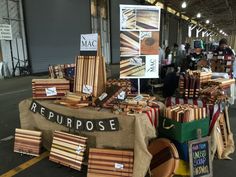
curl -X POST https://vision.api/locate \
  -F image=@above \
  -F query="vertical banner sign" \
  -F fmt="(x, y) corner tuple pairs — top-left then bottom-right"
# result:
(119, 5), (160, 78)
(0, 24), (12, 40)
(188, 137), (212, 177)
(80, 33), (98, 55)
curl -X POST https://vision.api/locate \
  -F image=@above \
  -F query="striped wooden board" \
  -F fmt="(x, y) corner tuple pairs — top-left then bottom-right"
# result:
(120, 58), (145, 77)
(136, 10), (159, 30)
(74, 56), (106, 97)
(32, 79), (70, 99)
(121, 9), (135, 29)
(120, 31), (139, 56)
(49, 131), (87, 171)
(14, 128), (42, 156)
(88, 148), (133, 177)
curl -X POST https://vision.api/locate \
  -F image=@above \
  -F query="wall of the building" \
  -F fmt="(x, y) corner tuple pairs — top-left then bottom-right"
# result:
(110, 0), (139, 64)
(0, 0), (27, 76)
(168, 14), (178, 48)
(23, 0), (91, 73)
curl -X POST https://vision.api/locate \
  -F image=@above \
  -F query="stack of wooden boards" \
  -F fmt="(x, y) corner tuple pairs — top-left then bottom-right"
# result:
(95, 85), (125, 108)
(112, 94), (158, 115)
(200, 78), (235, 103)
(210, 55), (235, 78)
(55, 91), (91, 108)
(14, 128), (42, 156)
(49, 131), (87, 171)
(106, 79), (132, 94)
(32, 79), (70, 99)
(88, 148), (134, 177)
(179, 70), (211, 98)
(74, 56), (106, 97)
(164, 104), (207, 122)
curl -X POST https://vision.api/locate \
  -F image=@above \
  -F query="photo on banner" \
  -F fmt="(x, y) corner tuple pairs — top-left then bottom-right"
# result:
(119, 5), (161, 79)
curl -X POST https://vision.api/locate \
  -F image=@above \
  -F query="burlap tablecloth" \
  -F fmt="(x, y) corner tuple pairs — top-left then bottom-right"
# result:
(19, 98), (157, 177)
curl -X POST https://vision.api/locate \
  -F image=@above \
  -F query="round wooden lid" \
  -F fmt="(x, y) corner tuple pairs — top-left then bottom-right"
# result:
(148, 138), (179, 177)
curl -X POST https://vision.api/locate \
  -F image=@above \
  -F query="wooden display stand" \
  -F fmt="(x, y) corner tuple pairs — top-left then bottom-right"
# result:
(74, 34), (106, 97)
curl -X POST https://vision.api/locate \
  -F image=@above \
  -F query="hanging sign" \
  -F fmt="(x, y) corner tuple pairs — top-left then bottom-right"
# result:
(80, 33), (98, 55)
(119, 5), (161, 79)
(188, 136), (212, 177)
(29, 100), (119, 132)
(0, 24), (12, 40)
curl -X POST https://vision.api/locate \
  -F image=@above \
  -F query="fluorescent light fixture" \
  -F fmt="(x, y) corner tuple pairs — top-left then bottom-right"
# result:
(220, 30), (223, 33)
(196, 13), (201, 18)
(181, 1), (187, 8)
(206, 19), (210, 24)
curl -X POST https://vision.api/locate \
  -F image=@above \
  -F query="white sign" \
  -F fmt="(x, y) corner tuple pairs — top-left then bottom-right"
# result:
(75, 146), (84, 154)
(134, 94), (143, 102)
(119, 5), (160, 79)
(45, 87), (57, 96)
(0, 24), (12, 40)
(115, 163), (124, 169)
(117, 91), (126, 100)
(83, 84), (93, 94)
(99, 92), (108, 101)
(80, 33), (98, 51)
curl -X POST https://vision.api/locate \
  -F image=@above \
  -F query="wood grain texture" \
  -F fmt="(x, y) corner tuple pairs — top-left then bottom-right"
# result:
(49, 131), (87, 171)
(88, 148), (133, 177)
(14, 128), (42, 156)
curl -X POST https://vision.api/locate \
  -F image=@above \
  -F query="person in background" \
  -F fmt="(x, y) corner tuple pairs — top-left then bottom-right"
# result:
(172, 43), (179, 65)
(214, 38), (234, 56)
(184, 40), (205, 70)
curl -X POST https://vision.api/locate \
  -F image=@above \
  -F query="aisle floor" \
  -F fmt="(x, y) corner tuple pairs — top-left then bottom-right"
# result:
(0, 75), (236, 177)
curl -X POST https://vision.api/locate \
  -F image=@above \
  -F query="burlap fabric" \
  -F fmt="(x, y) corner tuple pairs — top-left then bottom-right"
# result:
(19, 98), (157, 177)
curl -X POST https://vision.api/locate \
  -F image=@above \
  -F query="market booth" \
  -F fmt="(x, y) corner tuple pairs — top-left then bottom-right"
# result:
(15, 4), (236, 177)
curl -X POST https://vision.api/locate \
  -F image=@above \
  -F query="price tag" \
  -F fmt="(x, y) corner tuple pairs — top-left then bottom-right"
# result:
(140, 31), (151, 40)
(45, 87), (57, 96)
(75, 146), (84, 154)
(115, 163), (124, 169)
(83, 85), (93, 94)
(99, 92), (108, 101)
(117, 91), (126, 100)
(134, 94), (143, 102)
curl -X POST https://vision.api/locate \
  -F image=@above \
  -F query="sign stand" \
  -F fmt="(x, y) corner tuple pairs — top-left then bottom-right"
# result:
(137, 78), (140, 95)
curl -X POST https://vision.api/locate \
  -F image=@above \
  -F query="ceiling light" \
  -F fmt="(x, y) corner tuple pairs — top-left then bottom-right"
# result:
(181, 1), (187, 8)
(196, 13), (201, 18)
(220, 30), (223, 33)
(206, 20), (210, 24)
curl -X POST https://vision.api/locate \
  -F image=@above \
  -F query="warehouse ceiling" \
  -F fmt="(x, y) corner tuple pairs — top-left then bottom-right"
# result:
(148, 0), (236, 35)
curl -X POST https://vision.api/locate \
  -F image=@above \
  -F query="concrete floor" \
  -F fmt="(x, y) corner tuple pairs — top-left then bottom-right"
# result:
(0, 76), (235, 177)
